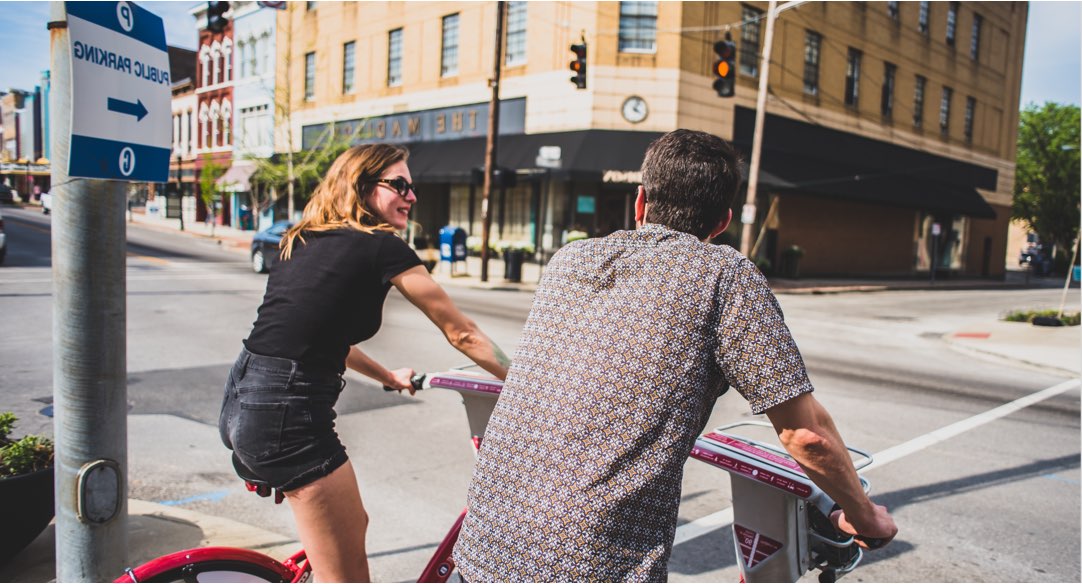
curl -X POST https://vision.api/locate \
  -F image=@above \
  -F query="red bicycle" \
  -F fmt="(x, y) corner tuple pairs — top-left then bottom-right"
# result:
(116, 371), (875, 583)
(115, 369), (503, 583)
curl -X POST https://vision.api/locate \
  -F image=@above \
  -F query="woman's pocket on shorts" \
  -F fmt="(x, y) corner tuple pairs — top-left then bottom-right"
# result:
(232, 400), (288, 461)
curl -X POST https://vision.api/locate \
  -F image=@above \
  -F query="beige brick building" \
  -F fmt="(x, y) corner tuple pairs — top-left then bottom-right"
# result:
(276, 1), (1027, 278)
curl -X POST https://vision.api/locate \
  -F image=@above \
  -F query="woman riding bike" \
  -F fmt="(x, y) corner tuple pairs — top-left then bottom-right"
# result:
(218, 143), (510, 582)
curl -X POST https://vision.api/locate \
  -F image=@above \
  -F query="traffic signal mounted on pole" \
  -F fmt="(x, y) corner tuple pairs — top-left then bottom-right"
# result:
(712, 40), (736, 98)
(207, 1), (230, 33)
(569, 42), (587, 89)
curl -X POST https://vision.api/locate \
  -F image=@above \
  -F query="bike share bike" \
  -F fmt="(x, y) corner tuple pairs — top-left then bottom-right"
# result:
(116, 370), (875, 583)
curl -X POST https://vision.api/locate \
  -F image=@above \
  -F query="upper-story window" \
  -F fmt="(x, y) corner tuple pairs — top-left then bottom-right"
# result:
(618, 1), (657, 53)
(441, 13), (460, 77)
(803, 30), (821, 95)
(211, 41), (221, 84)
(199, 46), (210, 86)
(304, 51), (316, 101)
(964, 96), (976, 143)
(918, 1), (929, 34)
(505, 1), (527, 66)
(844, 48), (861, 107)
(740, 5), (763, 77)
(343, 41), (356, 94)
(913, 74), (926, 129)
(946, 2), (958, 46)
(250, 36), (260, 76)
(887, 1), (899, 22)
(222, 38), (233, 82)
(881, 62), (896, 118)
(388, 28), (403, 87)
(238, 41), (247, 78)
(939, 86), (953, 135)
(306, 1), (316, 11)
(970, 13), (982, 60)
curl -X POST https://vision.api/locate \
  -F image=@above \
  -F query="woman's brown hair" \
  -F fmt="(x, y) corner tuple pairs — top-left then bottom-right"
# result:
(279, 143), (409, 260)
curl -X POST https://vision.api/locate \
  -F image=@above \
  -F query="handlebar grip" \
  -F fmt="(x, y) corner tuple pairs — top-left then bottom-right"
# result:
(383, 373), (427, 392)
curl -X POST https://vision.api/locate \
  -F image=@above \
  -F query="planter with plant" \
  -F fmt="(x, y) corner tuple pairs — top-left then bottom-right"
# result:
(0, 412), (55, 565)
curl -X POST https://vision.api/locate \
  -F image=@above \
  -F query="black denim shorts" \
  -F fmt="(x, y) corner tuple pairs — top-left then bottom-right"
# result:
(219, 348), (349, 491)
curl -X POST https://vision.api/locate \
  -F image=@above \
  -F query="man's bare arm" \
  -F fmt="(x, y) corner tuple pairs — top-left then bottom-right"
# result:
(765, 393), (897, 547)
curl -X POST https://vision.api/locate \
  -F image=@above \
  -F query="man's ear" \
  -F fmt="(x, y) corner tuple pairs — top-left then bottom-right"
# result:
(634, 186), (647, 225)
(708, 208), (733, 240)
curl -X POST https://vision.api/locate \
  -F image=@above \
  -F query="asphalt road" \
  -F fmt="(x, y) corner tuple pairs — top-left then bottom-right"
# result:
(0, 205), (1078, 582)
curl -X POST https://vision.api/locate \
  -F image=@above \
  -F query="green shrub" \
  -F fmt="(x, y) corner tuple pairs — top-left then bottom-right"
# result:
(1003, 309), (1081, 326)
(565, 230), (589, 244)
(0, 413), (54, 477)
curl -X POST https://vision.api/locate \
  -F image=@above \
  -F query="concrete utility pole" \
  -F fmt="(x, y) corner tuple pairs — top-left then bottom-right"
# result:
(480, 1), (505, 282)
(740, 0), (806, 257)
(49, 2), (129, 580)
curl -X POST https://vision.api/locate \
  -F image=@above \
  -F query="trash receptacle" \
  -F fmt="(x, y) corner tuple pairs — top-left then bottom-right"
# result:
(504, 248), (524, 283)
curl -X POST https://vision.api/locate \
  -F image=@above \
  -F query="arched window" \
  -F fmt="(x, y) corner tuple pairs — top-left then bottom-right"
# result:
(222, 38), (233, 81)
(237, 40), (246, 78)
(210, 41), (222, 85)
(199, 46), (210, 86)
(199, 103), (209, 150)
(221, 99), (232, 147)
(181, 109), (190, 155)
(210, 100), (220, 148)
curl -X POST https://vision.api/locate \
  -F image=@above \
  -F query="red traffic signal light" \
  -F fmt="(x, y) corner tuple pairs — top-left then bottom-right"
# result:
(712, 40), (736, 98)
(569, 42), (587, 89)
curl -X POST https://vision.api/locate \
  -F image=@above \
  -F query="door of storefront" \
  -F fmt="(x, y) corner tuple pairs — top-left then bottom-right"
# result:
(596, 188), (636, 236)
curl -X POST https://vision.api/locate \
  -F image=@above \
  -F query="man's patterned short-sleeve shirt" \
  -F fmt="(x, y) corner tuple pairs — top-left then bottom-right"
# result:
(453, 224), (814, 582)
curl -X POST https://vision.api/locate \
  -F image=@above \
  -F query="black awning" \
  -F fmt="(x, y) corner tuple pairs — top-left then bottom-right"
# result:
(404, 130), (664, 182)
(734, 107), (998, 219)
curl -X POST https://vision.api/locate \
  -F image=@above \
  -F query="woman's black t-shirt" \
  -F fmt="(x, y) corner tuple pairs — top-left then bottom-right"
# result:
(244, 228), (422, 375)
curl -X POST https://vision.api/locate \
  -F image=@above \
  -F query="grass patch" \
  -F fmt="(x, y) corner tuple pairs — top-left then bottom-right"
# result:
(1003, 309), (1081, 326)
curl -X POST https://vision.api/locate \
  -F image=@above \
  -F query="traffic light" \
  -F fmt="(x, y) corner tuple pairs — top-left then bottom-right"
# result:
(207, 1), (230, 33)
(712, 40), (736, 97)
(569, 42), (587, 89)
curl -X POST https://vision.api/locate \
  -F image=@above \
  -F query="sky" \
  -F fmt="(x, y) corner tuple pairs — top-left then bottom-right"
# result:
(0, 1), (1078, 108)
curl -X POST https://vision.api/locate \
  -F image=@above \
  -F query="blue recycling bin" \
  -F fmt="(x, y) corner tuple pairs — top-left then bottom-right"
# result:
(439, 226), (467, 263)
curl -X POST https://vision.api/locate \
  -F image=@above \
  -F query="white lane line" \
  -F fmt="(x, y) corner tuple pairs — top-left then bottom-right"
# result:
(673, 378), (1082, 546)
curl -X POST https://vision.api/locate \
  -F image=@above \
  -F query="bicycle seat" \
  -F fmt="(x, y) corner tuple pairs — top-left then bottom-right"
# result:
(232, 453), (284, 504)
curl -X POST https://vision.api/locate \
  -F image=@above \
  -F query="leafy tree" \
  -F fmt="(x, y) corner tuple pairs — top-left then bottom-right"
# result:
(250, 127), (354, 218)
(1012, 102), (1081, 269)
(199, 154), (227, 237)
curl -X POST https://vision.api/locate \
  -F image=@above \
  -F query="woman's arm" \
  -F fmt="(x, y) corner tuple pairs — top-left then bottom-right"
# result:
(390, 265), (511, 380)
(345, 346), (417, 394)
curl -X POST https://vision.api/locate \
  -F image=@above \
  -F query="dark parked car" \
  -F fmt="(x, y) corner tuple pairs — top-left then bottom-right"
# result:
(0, 183), (15, 205)
(0, 208), (8, 264)
(250, 220), (293, 273)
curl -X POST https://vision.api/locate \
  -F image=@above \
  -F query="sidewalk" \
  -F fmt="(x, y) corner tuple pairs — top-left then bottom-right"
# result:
(128, 210), (255, 255)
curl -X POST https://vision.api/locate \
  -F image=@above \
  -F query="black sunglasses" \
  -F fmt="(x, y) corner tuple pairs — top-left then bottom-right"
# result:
(366, 177), (417, 198)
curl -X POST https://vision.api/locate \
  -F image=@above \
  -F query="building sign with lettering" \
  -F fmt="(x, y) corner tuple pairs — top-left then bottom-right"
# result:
(602, 170), (642, 184)
(302, 98), (526, 150)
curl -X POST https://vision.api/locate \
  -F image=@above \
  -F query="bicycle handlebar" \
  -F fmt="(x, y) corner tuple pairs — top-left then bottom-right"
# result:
(382, 373), (428, 392)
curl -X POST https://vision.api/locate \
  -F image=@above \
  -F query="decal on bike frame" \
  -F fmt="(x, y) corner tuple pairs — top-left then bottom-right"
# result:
(734, 524), (783, 568)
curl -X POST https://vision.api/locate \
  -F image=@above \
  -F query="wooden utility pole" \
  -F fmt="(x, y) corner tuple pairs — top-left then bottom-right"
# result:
(740, 0), (778, 256)
(480, 1), (505, 282)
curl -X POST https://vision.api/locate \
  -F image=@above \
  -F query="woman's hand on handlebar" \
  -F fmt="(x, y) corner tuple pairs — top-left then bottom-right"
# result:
(831, 504), (897, 550)
(384, 368), (418, 395)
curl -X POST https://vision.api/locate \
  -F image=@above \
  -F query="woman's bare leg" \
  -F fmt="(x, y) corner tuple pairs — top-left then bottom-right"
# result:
(286, 462), (371, 582)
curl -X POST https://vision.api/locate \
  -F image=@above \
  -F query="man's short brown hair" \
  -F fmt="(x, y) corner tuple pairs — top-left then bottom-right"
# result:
(641, 129), (744, 239)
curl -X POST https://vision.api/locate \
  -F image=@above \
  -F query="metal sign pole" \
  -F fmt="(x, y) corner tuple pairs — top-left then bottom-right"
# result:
(50, 2), (129, 579)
